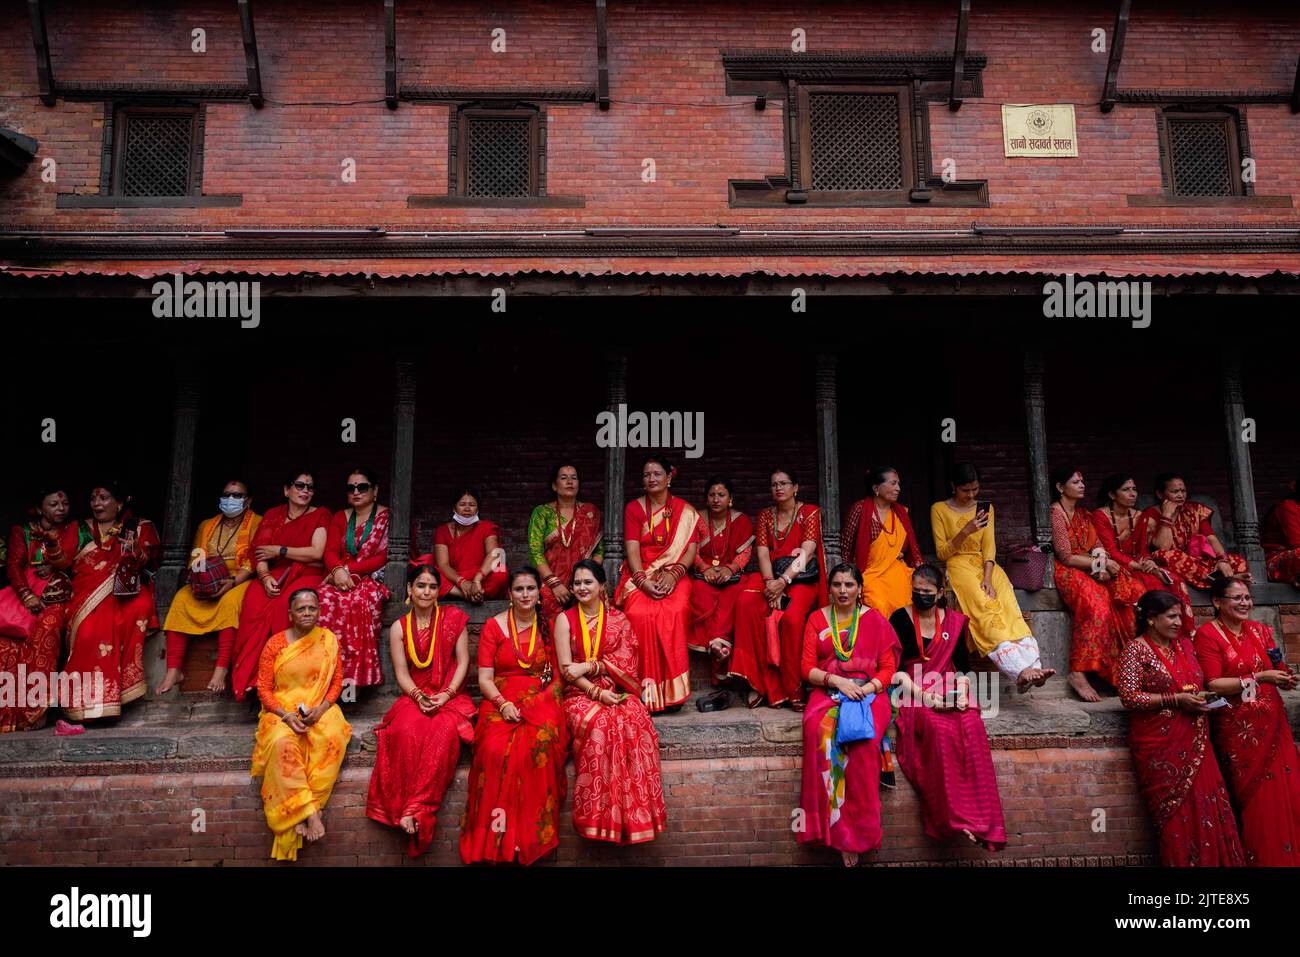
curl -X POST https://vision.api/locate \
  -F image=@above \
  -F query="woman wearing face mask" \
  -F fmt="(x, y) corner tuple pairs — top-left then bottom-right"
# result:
(0, 486), (85, 732)
(528, 463), (604, 624)
(158, 480), (261, 694)
(1142, 473), (1251, 588)
(63, 481), (161, 721)
(891, 565), (1006, 852)
(1195, 577), (1300, 866)
(434, 488), (507, 603)
(231, 471), (331, 702)
(316, 468), (390, 690)
(1118, 590), (1243, 867)
(842, 466), (923, 619)
(366, 559), (474, 857)
(554, 559), (667, 845)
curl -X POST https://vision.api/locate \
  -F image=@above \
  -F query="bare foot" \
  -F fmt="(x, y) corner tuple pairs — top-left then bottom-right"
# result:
(304, 812), (325, 842)
(294, 822), (308, 837)
(206, 667), (228, 694)
(708, 638), (731, 662)
(1015, 669), (1034, 694)
(156, 669), (183, 695)
(1067, 670), (1101, 703)
(840, 850), (859, 867)
(1034, 668), (1056, 687)
(399, 815), (417, 835)
(962, 829), (979, 845)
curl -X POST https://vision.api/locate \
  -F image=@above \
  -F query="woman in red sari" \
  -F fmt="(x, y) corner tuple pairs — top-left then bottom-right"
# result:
(528, 464), (603, 624)
(1144, 473), (1251, 588)
(0, 487), (84, 732)
(366, 559), (474, 857)
(63, 482), (161, 722)
(317, 468), (390, 690)
(798, 563), (899, 866)
(688, 476), (753, 676)
(555, 559), (667, 844)
(232, 471), (331, 702)
(891, 565), (1006, 851)
(1050, 467), (1140, 702)
(732, 468), (827, 710)
(1094, 474), (1193, 638)
(460, 566), (568, 865)
(1195, 576), (1300, 866)
(434, 488), (507, 603)
(614, 455), (699, 713)
(1117, 590), (1244, 867)
(1261, 477), (1300, 586)
(842, 466), (923, 619)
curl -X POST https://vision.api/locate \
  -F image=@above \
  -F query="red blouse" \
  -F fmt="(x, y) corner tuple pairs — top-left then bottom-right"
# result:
(691, 510), (754, 574)
(756, 504), (822, 555)
(478, 614), (552, 679)
(323, 508), (388, 576)
(6, 522), (81, 593)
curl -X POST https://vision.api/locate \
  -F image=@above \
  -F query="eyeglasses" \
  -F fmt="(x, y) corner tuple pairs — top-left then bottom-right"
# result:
(291, 481), (315, 491)
(345, 483), (373, 494)
(222, 491), (247, 499)
(1227, 595), (1255, 604)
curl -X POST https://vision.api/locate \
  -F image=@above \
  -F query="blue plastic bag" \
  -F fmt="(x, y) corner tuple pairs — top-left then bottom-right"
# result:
(834, 692), (876, 747)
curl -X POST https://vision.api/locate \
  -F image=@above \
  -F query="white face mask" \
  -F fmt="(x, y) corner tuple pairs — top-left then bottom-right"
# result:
(452, 512), (480, 527)
(219, 496), (246, 518)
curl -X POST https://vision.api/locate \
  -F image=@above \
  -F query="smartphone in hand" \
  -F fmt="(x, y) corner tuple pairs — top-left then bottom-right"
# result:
(976, 500), (992, 517)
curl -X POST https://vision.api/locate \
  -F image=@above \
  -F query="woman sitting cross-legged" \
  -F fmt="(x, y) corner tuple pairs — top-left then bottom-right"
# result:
(250, 588), (352, 862)
(891, 564), (1007, 852)
(797, 563), (899, 866)
(366, 559), (475, 857)
(554, 559), (667, 845)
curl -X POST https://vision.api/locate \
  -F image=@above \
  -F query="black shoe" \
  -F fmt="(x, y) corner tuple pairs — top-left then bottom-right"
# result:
(879, 770), (897, 790)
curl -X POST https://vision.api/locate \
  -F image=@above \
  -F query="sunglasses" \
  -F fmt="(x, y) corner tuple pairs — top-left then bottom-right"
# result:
(346, 483), (374, 494)
(291, 481), (315, 491)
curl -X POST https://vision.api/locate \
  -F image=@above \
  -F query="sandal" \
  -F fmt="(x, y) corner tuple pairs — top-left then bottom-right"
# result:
(745, 690), (764, 709)
(696, 690), (732, 713)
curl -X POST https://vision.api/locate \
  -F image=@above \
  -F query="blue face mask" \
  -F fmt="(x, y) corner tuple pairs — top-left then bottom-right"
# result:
(219, 496), (245, 518)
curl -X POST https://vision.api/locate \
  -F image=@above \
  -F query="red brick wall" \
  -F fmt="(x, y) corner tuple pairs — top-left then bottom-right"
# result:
(0, 742), (1154, 866)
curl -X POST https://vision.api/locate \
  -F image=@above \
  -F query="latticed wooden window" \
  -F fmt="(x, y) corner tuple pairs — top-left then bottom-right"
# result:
(808, 92), (904, 191)
(453, 107), (542, 199)
(111, 108), (198, 196)
(1162, 112), (1242, 198)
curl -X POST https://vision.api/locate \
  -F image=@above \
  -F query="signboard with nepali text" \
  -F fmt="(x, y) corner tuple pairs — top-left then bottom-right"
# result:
(1002, 104), (1078, 157)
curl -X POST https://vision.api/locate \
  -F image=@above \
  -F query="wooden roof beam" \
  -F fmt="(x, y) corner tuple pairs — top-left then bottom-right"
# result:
(949, 0), (970, 111)
(28, 0), (55, 106)
(385, 0), (397, 109)
(1101, 0), (1131, 112)
(237, 0), (264, 107)
(595, 0), (610, 110)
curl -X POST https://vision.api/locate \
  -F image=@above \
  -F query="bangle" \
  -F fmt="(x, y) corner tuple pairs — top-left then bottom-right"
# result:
(587, 684), (601, 700)
(491, 695), (507, 710)
(781, 574), (793, 585)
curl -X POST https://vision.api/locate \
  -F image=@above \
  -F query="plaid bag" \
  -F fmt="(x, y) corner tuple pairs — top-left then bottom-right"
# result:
(188, 558), (231, 599)
(1005, 544), (1048, 591)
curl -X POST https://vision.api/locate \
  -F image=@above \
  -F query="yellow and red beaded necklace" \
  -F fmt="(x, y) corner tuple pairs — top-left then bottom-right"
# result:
(405, 606), (441, 670)
(508, 607), (541, 670)
(829, 604), (860, 661)
(578, 601), (606, 662)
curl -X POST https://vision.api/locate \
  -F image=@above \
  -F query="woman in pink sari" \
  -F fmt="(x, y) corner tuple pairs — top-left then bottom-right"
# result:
(798, 563), (899, 866)
(891, 565), (1006, 851)
(63, 482), (161, 722)
(434, 488), (507, 603)
(614, 455), (699, 713)
(232, 471), (331, 702)
(317, 468), (390, 690)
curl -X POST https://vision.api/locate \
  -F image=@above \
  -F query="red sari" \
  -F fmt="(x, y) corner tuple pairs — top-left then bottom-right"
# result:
(460, 614), (568, 865)
(1262, 499), (1300, 585)
(1116, 636), (1244, 867)
(687, 509), (754, 660)
(893, 607), (1007, 850)
(1194, 619), (1300, 866)
(366, 604), (476, 857)
(731, 504), (827, 706)
(614, 495), (699, 712)
(317, 508), (391, 688)
(63, 518), (161, 721)
(1052, 504), (1134, 680)
(434, 520), (507, 600)
(0, 521), (84, 732)
(1143, 503), (1248, 589)
(231, 505), (332, 701)
(798, 606), (898, 854)
(1093, 507), (1193, 638)
(530, 502), (603, 623)
(560, 605), (667, 844)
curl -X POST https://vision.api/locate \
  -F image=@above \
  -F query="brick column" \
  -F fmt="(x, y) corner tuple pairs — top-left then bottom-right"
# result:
(380, 360), (417, 685)
(602, 350), (628, 583)
(154, 370), (200, 617)
(1221, 349), (1266, 579)
(1023, 347), (1054, 587)
(815, 353), (842, 566)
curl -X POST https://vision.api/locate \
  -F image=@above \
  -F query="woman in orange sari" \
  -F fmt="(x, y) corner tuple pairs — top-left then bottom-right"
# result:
(555, 559), (667, 844)
(460, 566), (568, 865)
(528, 464), (604, 623)
(231, 471), (331, 702)
(1050, 468), (1140, 702)
(63, 482), (161, 722)
(250, 587), (352, 861)
(0, 487), (84, 732)
(1261, 477), (1300, 586)
(1195, 577), (1300, 866)
(731, 469), (827, 710)
(688, 476), (753, 676)
(366, 559), (474, 857)
(434, 488), (507, 603)
(842, 467), (923, 619)
(1143, 473), (1250, 588)
(614, 456), (699, 713)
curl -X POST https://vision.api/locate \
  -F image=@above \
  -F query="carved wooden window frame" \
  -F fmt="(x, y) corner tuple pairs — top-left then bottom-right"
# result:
(107, 103), (204, 198)
(1156, 106), (1247, 199)
(793, 84), (916, 202)
(449, 103), (545, 201)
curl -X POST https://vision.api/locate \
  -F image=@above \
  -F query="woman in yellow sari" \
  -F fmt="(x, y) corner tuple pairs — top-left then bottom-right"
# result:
(842, 466), (923, 618)
(250, 588), (352, 862)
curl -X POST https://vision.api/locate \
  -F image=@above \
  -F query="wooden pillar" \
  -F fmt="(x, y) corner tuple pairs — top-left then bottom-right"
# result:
(602, 351), (628, 582)
(383, 360), (416, 608)
(1023, 347), (1054, 586)
(1221, 349), (1267, 578)
(154, 371), (200, 616)
(815, 353), (842, 566)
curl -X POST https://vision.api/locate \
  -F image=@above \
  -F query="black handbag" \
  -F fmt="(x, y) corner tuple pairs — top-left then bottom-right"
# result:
(772, 553), (819, 585)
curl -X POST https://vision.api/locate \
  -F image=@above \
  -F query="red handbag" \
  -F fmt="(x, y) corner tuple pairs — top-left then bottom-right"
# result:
(1005, 544), (1048, 592)
(188, 558), (232, 599)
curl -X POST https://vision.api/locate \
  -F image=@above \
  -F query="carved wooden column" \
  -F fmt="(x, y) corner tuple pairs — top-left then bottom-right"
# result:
(815, 353), (842, 566)
(1221, 350), (1266, 579)
(602, 351), (628, 582)
(383, 360), (416, 621)
(154, 371), (200, 617)
(1023, 347), (1054, 586)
